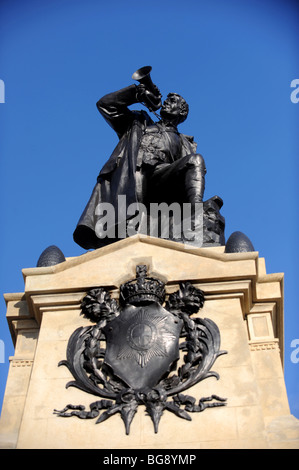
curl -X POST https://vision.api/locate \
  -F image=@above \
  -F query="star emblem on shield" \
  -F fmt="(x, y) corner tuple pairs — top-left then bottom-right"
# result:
(103, 303), (183, 389)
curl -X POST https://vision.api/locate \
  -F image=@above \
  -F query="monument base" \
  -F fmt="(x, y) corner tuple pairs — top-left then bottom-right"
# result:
(0, 235), (298, 449)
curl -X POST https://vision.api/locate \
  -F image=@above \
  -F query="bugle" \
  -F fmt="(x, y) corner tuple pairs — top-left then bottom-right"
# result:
(132, 66), (162, 111)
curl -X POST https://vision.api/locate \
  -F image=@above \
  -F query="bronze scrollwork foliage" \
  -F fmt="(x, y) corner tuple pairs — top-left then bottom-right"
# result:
(54, 266), (227, 434)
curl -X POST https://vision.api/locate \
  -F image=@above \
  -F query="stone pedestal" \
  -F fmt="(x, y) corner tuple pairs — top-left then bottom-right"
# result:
(0, 235), (298, 449)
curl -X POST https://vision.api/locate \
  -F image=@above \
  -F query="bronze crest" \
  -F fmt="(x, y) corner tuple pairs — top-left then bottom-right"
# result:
(54, 265), (227, 434)
(103, 303), (183, 390)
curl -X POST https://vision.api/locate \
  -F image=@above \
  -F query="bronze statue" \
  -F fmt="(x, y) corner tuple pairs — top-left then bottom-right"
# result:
(73, 67), (224, 250)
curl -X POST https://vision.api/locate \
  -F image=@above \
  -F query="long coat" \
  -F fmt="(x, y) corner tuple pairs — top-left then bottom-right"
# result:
(73, 86), (197, 250)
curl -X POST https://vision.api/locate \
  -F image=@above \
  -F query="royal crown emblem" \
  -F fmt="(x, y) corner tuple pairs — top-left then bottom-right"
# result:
(119, 264), (165, 305)
(54, 265), (227, 434)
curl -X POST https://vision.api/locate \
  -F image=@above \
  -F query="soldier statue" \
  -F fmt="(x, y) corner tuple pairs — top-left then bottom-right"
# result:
(73, 67), (208, 250)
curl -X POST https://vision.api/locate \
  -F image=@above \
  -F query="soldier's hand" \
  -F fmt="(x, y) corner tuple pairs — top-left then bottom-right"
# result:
(136, 84), (162, 110)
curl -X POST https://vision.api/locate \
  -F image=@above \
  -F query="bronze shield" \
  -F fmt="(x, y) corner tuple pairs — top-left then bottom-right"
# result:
(103, 302), (183, 390)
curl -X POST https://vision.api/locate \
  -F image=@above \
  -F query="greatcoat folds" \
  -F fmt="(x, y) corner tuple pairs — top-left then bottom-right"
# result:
(73, 85), (200, 250)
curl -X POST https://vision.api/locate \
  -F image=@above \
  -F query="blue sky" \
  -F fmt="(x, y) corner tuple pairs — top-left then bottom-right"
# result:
(0, 0), (298, 420)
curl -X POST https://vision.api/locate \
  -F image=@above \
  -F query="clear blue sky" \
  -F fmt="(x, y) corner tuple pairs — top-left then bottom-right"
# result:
(0, 0), (298, 420)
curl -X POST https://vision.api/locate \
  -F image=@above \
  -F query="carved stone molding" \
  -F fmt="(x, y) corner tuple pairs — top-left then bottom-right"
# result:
(10, 358), (34, 368)
(249, 339), (280, 352)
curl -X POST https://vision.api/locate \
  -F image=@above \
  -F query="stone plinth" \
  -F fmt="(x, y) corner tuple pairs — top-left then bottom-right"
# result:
(0, 235), (298, 449)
